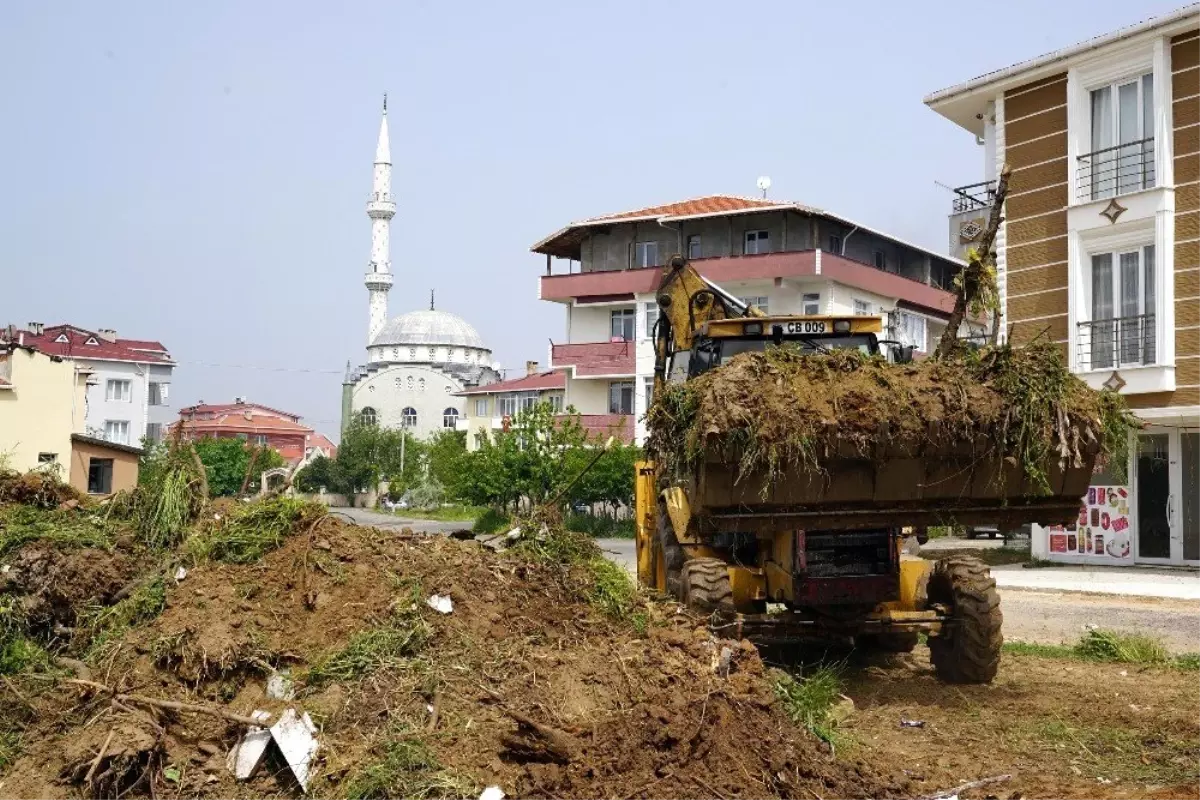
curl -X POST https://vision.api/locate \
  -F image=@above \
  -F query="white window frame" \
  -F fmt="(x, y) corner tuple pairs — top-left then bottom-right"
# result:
(873, 250), (886, 270)
(498, 395), (517, 418)
(518, 393), (539, 413)
(253, 434), (269, 446)
(828, 234), (842, 254)
(104, 419), (130, 444)
(610, 308), (636, 341)
(106, 379), (132, 402)
(801, 293), (821, 315)
(609, 381), (634, 415)
(892, 311), (928, 353)
(744, 230), (769, 255)
(740, 296), (769, 314)
(643, 377), (654, 410)
(148, 381), (168, 406)
(853, 299), (873, 316)
(475, 397), (488, 417)
(548, 394), (564, 413)
(686, 234), (702, 259)
(642, 301), (659, 340)
(634, 241), (659, 268)
(401, 407), (418, 428)
(443, 408), (459, 428)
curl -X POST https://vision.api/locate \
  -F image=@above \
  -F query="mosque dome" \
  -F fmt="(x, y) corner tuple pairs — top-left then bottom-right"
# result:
(370, 309), (487, 351)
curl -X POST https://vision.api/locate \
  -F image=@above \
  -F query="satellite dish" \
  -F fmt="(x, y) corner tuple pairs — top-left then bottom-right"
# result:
(756, 176), (772, 198)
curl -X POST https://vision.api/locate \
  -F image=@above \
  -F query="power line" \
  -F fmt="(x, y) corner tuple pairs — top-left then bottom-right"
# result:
(178, 360), (343, 375)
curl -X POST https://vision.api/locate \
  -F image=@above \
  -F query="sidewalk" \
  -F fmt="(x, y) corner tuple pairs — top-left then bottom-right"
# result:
(992, 563), (1200, 600)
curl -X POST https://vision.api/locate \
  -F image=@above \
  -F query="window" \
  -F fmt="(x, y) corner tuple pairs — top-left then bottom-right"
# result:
(802, 293), (821, 315)
(106, 379), (132, 402)
(873, 251), (886, 270)
(498, 395), (517, 417)
(146, 423), (163, 443)
(740, 296), (769, 314)
(634, 241), (659, 268)
(418, 377), (426, 392)
(644, 377), (654, 409)
(401, 407), (418, 428)
(687, 234), (702, 259)
(87, 458), (113, 494)
(104, 420), (130, 444)
(428, 347), (436, 359)
(1087, 244), (1156, 369)
(409, 347), (416, 358)
(519, 393), (539, 412)
(609, 381), (634, 415)
(254, 434), (269, 446)
(359, 407), (378, 426)
(407, 376), (414, 389)
(1086, 73), (1154, 200)
(392, 347), (399, 359)
(474, 397), (488, 417)
(828, 234), (842, 254)
(548, 394), (563, 413)
(853, 299), (873, 316)
(443, 407), (459, 428)
(148, 382), (168, 406)
(893, 311), (928, 352)
(611, 308), (636, 341)
(37, 453), (56, 465)
(643, 302), (659, 339)
(744, 230), (769, 255)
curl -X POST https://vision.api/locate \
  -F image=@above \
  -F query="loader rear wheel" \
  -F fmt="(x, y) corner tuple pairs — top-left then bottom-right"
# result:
(656, 504), (687, 600)
(927, 556), (1002, 684)
(681, 558), (734, 619)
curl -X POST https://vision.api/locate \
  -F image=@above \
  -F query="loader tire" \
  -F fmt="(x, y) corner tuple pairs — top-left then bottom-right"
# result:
(927, 555), (1002, 684)
(681, 558), (734, 620)
(656, 504), (687, 600)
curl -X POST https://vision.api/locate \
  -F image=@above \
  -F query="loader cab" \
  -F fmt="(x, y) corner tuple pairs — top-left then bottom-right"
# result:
(683, 316), (912, 378)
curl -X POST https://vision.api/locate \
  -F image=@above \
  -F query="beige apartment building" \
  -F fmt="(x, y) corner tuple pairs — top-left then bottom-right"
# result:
(455, 363), (568, 450)
(926, 6), (1199, 565)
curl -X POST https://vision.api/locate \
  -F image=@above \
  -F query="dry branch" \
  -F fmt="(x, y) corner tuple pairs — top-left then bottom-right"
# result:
(64, 678), (266, 728)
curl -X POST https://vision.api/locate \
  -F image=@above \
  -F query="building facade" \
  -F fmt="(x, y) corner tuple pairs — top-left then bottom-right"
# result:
(532, 195), (975, 443)
(15, 323), (174, 446)
(341, 99), (499, 440)
(926, 7), (1199, 565)
(174, 399), (332, 466)
(455, 364), (570, 450)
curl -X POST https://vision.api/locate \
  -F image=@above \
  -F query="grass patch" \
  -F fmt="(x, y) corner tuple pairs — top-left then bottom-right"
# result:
(307, 583), (430, 687)
(773, 666), (847, 749)
(1004, 629), (1200, 670)
(0, 632), (54, 676)
(0, 729), (21, 774)
(0, 505), (113, 558)
(1017, 716), (1198, 784)
(585, 557), (638, 619)
(472, 508), (511, 535)
(565, 513), (635, 539)
(341, 726), (472, 800)
(186, 497), (326, 563)
(386, 504), (487, 523)
(79, 576), (167, 661)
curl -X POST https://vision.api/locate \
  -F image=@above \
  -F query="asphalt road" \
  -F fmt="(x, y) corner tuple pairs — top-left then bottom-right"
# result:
(330, 513), (1200, 654)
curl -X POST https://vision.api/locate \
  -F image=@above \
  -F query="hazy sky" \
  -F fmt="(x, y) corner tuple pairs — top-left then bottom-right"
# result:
(1, 1), (1185, 437)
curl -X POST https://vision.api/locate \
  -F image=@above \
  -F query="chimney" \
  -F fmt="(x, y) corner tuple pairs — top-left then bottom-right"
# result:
(27, 322), (43, 336)
(525, 360), (539, 376)
(97, 328), (117, 343)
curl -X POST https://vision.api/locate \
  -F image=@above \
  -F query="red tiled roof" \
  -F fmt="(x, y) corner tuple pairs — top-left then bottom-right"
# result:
(458, 370), (565, 395)
(18, 324), (172, 364)
(586, 195), (783, 222)
(551, 341), (636, 377)
(307, 432), (338, 457)
(179, 401), (301, 421)
(172, 414), (313, 435)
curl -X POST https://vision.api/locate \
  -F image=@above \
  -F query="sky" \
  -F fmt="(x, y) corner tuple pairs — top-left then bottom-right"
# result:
(1, 0), (1188, 438)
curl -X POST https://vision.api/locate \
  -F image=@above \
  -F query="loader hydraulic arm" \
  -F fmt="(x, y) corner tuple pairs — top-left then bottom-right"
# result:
(652, 255), (762, 391)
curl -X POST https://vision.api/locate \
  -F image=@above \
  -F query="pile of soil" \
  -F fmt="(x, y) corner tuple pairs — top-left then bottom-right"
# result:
(0, 511), (905, 799)
(0, 542), (139, 632)
(647, 343), (1132, 492)
(0, 470), (85, 509)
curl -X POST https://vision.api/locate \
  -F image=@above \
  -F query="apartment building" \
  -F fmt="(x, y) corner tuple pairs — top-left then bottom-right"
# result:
(455, 363), (572, 450)
(926, 6), (1199, 565)
(532, 195), (973, 443)
(173, 399), (330, 466)
(18, 323), (175, 446)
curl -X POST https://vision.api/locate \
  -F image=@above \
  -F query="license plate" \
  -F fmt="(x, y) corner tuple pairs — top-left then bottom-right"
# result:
(784, 320), (827, 334)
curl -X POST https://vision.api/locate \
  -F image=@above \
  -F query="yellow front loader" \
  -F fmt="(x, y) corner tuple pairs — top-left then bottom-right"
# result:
(635, 256), (1096, 683)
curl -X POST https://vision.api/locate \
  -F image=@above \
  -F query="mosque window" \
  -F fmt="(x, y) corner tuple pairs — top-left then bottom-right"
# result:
(359, 407), (377, 426)
(401, 407), (417, 428)
(428, 347), (436, 359)
(407, 376), (414, 389)
(443, 408), (459, 428)
(418, 378), (426, 392)
(409, 347), (416, 359)
(395, 377), (402, 387)
(392, 348), (399, 359)
(444, 385), (451, 393)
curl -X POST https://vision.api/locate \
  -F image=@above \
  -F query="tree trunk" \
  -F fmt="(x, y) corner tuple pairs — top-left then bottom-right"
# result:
(934, 165), (1012, 359)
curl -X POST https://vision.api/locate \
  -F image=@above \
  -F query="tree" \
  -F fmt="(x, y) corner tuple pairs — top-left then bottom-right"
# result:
(333, 418), (425, 495)
(294, 454), (340, 493)
(191, 437), (285, 497)
(568, 441), (641, 513)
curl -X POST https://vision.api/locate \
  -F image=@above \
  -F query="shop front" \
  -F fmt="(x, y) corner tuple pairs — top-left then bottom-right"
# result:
(1032, 411), (1199, 567)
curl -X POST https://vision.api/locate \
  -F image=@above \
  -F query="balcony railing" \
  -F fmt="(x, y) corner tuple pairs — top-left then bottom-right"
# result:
(1076, 138), (1155, 203)
(951, 180), (998, 213)
(1077, 314), (1156, 372)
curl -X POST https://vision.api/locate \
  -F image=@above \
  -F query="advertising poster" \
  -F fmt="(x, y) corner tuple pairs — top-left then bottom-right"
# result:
(1045, 485), (1133, 562)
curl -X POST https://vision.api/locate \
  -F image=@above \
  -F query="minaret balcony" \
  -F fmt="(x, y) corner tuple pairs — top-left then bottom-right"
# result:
(364, 270), (394, 289)
(366, 197), (396, 219)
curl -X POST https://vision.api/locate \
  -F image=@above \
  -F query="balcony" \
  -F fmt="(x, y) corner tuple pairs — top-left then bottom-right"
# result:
(1076, 314), (1156, 372)
(550, 340), (635, 377)
(571, 414), (634, 443)
(1075, 138), (1155, 204)
(950, 180), (997, 214)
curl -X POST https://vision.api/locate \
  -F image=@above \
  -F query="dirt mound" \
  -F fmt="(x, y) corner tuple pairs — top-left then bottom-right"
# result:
(0, 514), (903, 799)
(1, 542), (137, 631)
(647, 342), (1134, 494)
(0, 470), (85, 509)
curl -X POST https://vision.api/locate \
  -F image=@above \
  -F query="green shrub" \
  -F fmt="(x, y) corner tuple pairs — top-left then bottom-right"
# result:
(187, 497), (326, 563)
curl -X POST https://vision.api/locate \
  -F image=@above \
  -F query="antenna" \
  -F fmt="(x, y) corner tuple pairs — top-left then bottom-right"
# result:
(430, 289), (435, 311)
(756, 176), (772, 198)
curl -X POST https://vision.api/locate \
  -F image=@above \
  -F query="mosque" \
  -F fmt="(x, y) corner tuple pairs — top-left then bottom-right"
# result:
(340, 98), (500, 439)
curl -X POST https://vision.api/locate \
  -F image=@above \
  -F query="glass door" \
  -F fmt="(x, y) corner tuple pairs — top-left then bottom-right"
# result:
(1135, 434), (1171, 561)
(1182, 433), (1199, 564)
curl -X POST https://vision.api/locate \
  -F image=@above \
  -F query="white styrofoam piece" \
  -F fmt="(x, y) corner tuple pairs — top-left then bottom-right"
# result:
(426, 594), (453, 614)
(270, 708), (320, 790)
(266, 670), (295, 700)
(226, 710), (272, 780)
(480, 787), (505, 800)
(174, 566), (188, 582)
